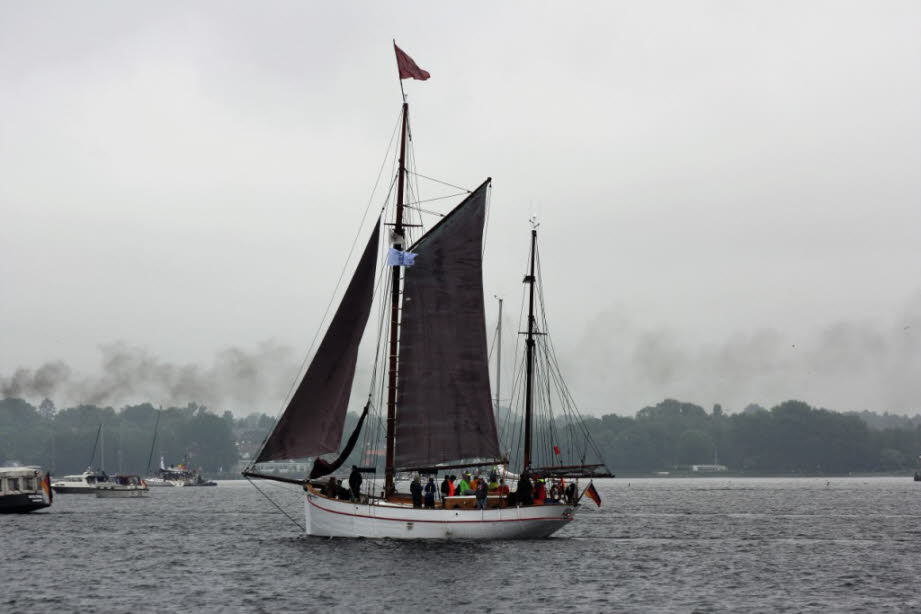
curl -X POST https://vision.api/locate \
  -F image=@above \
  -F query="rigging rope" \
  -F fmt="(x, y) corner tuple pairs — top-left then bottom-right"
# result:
(245, 477), (305, 532)
(407, 170), (471, 193)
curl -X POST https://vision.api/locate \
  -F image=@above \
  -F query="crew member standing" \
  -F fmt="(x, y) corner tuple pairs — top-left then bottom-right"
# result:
(410, 475), (423, 508)
(475, 479), (488, 510)
(348, 465), (362, 502)
(424, 477), (437, 508)
(440, 475), (451, 503)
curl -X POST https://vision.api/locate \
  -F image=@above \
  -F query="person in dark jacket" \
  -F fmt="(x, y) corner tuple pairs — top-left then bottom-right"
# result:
(410, 475), (423, 508)
(475, 478), (489, 510)
(424, 477), (437, 508)
(516, 472), (533, 505)
(565, 481), (577, 505)
(440, 476), (450, 503)
(348, 465), (362, 502)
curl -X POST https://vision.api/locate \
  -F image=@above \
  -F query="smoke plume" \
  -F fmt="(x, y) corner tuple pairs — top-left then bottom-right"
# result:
(1, 341), (301, 415)
(566, 291), (921, 414)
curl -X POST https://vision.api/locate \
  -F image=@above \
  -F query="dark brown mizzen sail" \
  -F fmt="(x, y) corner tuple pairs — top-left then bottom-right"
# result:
(394, 180), (501, 469)
(256, 218), (380, 462)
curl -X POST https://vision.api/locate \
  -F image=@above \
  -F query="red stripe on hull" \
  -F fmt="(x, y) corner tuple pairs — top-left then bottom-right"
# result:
(307, 496), (572, 524)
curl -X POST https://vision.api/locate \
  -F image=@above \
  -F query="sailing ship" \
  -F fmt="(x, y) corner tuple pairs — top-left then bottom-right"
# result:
(243, 44), (609, 538)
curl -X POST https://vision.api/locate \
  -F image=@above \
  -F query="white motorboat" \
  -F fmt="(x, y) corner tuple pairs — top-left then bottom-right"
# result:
(51, 468), (110, 494)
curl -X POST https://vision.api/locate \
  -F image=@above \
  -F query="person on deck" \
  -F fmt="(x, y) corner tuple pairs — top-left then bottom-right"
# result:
(475, 479), (488, 510)
(348, 465), (362, 502)
(457, 474), (472, 496)
(410, 475), (423, 508)
(565, 481), (577, 504)
(424, 477), (437, 508)
(325, 476), (338, 498)
(533, 479), (547, 505)
(469, 474), (479, 492)
(448, 475), (457, 496)
(498, 478), (510, 497)
(440, 475), (450, 503)
(516, 473), (533, 505)
(488, 476), (499, 491)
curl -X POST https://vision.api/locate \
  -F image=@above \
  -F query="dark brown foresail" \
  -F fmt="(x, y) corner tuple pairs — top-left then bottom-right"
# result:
(394, 180), (501, 469)
(256, 219), (380, 462)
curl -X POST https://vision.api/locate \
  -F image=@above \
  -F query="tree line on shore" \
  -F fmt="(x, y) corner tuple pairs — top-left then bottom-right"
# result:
(1, 396), (919, 476)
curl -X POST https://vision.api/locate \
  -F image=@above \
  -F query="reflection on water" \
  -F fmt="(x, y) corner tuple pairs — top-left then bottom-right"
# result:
(3, 478), (919, 612)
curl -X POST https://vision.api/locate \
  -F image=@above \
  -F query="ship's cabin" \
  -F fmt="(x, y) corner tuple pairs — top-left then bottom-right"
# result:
(0, 467), (44, 495)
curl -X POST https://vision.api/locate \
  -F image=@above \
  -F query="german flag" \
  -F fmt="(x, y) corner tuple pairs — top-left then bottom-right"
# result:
(582, 481), (601, 507)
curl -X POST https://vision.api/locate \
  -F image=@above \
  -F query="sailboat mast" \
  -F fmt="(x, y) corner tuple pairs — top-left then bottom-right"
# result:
(523, 228), (537, 471)
(146, 409), (161, 476)
(89, 424), (102, 468)
(495, 296), (503, 415)
(385, 101), (409, 495)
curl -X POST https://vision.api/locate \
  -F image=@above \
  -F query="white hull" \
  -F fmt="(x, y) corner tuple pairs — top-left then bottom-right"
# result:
(304, 491), (574, 539)
(144, 478), (175, 487)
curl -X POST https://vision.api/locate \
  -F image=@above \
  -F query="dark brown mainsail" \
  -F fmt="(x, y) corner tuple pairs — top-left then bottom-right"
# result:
(256, 219), (380, 462)
(394, 180), (501, 469)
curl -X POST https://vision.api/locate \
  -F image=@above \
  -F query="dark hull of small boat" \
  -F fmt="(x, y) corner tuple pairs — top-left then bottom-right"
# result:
(0, 493), (52, 514)
(51, 485), (96, 494)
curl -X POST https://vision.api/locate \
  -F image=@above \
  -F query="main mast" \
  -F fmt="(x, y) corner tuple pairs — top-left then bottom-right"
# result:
(385, 101), (409, 495)
(522, 227), (537, 471)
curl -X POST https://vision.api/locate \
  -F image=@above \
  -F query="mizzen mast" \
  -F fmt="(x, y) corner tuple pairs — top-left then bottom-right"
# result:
(522, 222), (538, 472)
(384, 101), (409, 495)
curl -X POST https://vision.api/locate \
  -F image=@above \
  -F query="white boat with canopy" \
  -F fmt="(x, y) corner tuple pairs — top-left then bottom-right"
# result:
(243, 44), (610, 539)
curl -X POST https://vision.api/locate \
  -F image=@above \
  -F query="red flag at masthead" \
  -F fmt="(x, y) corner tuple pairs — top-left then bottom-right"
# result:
(394, 43), (431, 81)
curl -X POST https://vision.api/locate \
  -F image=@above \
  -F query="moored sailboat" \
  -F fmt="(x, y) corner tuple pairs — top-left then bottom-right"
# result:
(243, 44), (609, 538)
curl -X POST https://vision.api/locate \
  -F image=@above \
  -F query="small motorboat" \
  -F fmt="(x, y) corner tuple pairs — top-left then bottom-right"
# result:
(51, 468), (110, 494)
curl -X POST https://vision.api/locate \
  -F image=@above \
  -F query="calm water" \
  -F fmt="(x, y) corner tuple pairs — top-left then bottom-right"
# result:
(3, 478), (919, 613)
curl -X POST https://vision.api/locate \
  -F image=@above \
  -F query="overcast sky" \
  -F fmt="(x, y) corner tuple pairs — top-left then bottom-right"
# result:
(1, 1), (919, 416)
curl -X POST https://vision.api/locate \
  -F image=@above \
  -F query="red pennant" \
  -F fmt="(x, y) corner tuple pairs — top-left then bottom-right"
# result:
(394, 43), (431, 81)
